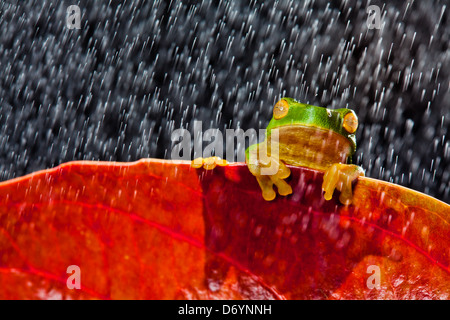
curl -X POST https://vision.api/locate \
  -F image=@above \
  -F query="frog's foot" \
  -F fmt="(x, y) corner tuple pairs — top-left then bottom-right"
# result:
(248, 158), (292, 201)
(191, 156), (228, 170)
(322, 164), (365, 205)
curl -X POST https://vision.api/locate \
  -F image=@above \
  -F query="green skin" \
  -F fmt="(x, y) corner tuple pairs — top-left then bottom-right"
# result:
(245, 98), (357, 164)
(245, 97), (364, 204)
(266, 97), (356, 155)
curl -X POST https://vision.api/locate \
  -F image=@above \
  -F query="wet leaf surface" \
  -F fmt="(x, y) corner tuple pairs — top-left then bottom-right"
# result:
(0, 159), (448, 299)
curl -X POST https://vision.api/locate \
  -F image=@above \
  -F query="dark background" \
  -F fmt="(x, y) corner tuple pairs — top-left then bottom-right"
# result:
(0, 0), (448, 203)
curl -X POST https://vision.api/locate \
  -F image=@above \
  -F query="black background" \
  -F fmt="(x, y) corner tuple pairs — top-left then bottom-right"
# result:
(0, 0), (448, 203)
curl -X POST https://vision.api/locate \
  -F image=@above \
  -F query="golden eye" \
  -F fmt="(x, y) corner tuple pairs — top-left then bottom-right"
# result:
(273, 99), (289, 120)
(343, 112), (358, 133)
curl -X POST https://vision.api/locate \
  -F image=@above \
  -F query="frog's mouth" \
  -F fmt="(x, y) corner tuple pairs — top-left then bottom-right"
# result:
(267, 124), (354, 169)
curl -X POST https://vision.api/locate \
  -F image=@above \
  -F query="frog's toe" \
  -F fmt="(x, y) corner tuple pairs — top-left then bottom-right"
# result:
(278, 184), (292, 196)
(277, 161), (291, 179)
(322, 164), (364, 205)
(322, 164), (340, 201)
(338, 177), (354, 205)
(262, 188), (277, 201)
(216, 158), (228, 166)
(248, 156), (292, 201)
(191, 158), (204, 168)
(203, 157), (218, 170)
(270, 175), (292, 196)
(256, 175), (276, 201)
(191, 157), (227, 170)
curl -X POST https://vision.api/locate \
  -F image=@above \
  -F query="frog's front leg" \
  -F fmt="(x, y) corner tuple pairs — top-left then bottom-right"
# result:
(246, 143), (292, 201)
(191, 156), (228, 170)
(322, 163), (365, 205)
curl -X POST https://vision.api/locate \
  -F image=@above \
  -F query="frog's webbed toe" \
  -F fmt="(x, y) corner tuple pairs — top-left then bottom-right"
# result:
(248, 157), (292, 201)
(269, 171), (292, 196)
(191, 157), (228, 170)
(255, 175), (277, 201)
(322, 163), (364, 205)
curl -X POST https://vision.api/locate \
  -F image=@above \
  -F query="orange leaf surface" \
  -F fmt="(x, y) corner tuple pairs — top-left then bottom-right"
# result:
(0, 159), (448, 299)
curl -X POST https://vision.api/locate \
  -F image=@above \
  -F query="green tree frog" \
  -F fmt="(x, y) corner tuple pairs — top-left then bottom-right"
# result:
(192, 97), (365, 205)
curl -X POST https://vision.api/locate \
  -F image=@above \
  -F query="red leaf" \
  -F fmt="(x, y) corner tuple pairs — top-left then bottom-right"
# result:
(0, 159), (448, 299)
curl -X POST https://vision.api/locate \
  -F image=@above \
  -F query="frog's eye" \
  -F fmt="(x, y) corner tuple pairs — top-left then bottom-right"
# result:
(273, 99), (289, 120)
(343, 112), (358, 134)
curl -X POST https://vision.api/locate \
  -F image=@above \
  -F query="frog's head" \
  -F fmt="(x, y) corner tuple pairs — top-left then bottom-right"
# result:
(266, 97), (359, 155)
